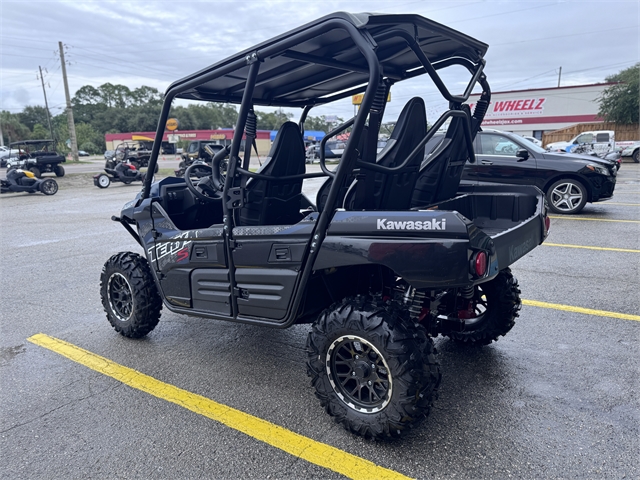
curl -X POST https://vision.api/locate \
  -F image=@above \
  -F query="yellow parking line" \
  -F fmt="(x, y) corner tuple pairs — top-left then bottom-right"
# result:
(27, 334), (411, 480)
(522, 300), (640, 322)
(548, 216), (640, 223)
(543, 243), (640, 253)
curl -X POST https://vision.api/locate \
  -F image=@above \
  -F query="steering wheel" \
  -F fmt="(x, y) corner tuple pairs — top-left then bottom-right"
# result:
(184, 163), (222, 203)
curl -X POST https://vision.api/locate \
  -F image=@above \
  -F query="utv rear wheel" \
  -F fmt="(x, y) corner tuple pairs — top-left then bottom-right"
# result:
(54, 164), (65, 177)
(306, 295), (441, 440)
(100, 252), (162, 338)
(30, 167), (41, 178)
(447, 268), (521, 346)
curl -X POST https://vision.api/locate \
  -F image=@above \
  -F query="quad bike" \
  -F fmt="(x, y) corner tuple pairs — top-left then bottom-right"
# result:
(99, 12), (549, 440)
(1, 168), (58, 195)
(93, 161), (148, 188)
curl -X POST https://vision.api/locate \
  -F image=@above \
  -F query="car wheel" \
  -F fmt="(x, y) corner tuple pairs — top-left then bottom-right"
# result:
(54, 165), (65, 177)
(306, 294), (441, 440)
(97, 174), (110, 188)
(546, 179), (588, 214)
(633, 149), (639, 163)
(100, 252), (162, 338)
(40, 178), (58, 196)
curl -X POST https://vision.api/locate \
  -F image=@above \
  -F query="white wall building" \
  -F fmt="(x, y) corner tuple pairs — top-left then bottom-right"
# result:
(468, 83), (613, 140)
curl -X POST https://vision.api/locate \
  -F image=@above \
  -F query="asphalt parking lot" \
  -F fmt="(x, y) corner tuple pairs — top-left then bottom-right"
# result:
(0, 162), (638, 479)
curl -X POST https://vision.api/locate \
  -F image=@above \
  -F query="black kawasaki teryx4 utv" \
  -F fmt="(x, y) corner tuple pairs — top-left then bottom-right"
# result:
(101, 12), (550, 440)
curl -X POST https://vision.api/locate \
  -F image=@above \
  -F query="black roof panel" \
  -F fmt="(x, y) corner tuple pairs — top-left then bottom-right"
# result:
(168, 12), (488, 107)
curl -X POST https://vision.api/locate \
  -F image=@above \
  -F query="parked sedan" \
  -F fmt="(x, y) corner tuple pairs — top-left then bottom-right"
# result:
(424, 130), (618, 214)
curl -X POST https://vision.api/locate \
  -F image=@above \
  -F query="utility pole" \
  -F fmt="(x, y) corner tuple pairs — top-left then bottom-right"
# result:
(0, 122), (4, 147)
(557, 66), (562, 88)
(38, 66), (55, 141)
(59, 41), (78, 161)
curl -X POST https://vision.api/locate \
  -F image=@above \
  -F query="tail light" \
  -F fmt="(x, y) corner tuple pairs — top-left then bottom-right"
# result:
(544, 215), (551, 236)
(474, 251), (487, 277)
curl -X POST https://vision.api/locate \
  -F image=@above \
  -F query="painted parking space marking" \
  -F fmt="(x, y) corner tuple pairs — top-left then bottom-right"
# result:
(522, 300), (640, 322)
(542, 243), (640, 253)
(27, 334), (411, 480)
(548, 216), (640, 223)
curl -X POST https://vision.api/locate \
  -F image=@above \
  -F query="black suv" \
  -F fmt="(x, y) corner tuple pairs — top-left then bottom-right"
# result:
(425, 129), (617, 214)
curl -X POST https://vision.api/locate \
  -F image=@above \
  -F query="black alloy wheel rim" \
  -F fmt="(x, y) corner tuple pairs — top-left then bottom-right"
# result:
(108, 273), (133, 322)
(42, 180), (56, 194)
(326, 335), (392, 413)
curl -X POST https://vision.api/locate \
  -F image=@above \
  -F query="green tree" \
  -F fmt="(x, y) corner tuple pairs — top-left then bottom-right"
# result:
(18, 106), (51, 131)
(0, 111), (31, 143)
(31, 123), (50, 140)
(598, 63), (639, 124)
(256, 110), (292, 130)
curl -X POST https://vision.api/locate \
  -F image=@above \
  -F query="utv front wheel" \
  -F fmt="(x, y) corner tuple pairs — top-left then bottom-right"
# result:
(54, 165), (65, 177)
(447, 268), (521, 346)
(100, 252), (162, 338)
(306, 295), (440, 440)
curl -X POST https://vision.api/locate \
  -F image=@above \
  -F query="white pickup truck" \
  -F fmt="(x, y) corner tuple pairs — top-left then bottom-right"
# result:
(546, 131), (616, 156)
(620, 142), (640, 163)
(546, 130), (639, 160)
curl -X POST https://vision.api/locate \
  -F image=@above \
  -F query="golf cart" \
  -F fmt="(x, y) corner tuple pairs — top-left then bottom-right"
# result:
(6, 139), (65, 178)
(100, 12), (549, 440)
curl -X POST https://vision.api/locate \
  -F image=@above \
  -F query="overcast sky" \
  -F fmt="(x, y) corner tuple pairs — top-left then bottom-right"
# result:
(1, 0), (638, 125)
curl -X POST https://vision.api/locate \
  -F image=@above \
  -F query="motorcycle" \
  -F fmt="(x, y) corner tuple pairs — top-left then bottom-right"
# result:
(93, 161), (148, 189)
(1, 168), (58, 195)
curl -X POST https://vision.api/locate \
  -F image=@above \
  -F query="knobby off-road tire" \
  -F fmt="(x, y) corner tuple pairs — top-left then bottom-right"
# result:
(447, 268), (521, 346)
(54, 164), (65, 177)
(29, 166), (41, 178)
(306, 295), (441, 440)
(100, 252), (162, 338)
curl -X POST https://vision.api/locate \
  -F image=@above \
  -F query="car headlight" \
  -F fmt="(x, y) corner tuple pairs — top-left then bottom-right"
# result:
(586, 164), (610, 176)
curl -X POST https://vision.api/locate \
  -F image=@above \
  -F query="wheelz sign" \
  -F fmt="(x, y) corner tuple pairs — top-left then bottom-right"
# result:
(469, 97), (546, 118)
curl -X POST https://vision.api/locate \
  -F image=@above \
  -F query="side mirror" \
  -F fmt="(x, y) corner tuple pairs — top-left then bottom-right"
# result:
(516, 149), (529, 162)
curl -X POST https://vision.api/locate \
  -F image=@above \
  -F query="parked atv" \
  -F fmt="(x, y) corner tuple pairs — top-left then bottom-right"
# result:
(100, 12), (549, 440)
(1, 168), (58, 195)
(93, 162), (148, 188)
(5, 139), (65, 178)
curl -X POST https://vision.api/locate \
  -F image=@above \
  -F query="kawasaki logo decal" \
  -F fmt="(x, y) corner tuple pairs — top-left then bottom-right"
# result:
(376, 218), (447, 231)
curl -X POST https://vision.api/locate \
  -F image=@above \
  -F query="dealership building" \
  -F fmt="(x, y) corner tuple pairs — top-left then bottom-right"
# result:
(468, 83), (613, 140)
(105, 129), (326, 155)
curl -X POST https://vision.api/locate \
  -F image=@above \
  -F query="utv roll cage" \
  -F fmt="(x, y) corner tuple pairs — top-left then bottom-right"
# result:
(140, 12), (492, 328)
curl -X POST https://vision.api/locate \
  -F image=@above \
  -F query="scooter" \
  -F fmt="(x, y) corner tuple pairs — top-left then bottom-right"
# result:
(1, 168), (58, 195)
(94, 161), (147, 188)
